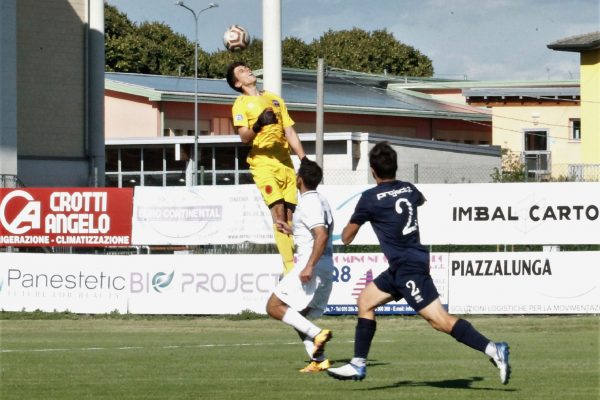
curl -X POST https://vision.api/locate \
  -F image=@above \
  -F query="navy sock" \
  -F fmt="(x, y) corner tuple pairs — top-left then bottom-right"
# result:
(354, 318), (377, 359)
(450, 318), (490, 353)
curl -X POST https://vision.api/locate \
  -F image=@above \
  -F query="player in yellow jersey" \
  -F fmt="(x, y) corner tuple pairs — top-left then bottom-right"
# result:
(226, 61), (308, 275)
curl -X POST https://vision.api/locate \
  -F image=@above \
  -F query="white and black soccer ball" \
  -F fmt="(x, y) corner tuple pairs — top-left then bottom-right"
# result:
(223, 24), (250, 51)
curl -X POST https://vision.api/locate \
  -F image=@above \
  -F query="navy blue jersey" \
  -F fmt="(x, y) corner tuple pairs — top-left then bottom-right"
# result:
(350, 180), (428, 268)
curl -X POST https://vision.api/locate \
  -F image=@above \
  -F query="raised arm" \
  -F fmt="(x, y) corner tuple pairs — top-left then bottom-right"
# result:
(284, 126), (306, 160)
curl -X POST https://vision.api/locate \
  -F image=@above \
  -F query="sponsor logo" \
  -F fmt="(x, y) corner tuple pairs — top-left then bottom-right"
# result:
(451, 258), (552, 276)
(0, 190), (41, 234)
(137, 206), (222, 222)
(452, 205), (599, 222)
(180, 272), (279, 293)
(235, 114), (243, 121)
(352, 269), (373, 299)
(376, 186), (412, 200)
(5, 268), (126, 290)
(151, 271), (175, 293)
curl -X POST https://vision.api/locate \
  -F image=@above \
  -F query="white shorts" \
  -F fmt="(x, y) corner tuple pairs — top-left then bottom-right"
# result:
(272, 258), (333, 319)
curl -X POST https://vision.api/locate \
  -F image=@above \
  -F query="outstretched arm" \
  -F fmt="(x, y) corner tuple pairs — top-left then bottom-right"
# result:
(341, 222), (361, 245)
(284, 126), (306, 160)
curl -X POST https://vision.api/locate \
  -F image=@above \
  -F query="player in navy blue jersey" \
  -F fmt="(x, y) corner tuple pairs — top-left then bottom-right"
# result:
(327, 142), (511, 384)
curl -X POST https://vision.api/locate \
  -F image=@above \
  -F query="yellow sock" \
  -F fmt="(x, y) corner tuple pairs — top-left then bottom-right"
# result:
(273, 223), (294, 275)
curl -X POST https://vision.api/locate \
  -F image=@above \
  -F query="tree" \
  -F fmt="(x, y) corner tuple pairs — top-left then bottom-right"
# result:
(490, 149), (527, 182)
(310, 28), (433, 76)
(105, 3), (434, 78)
(204, 29), (433, 78)
(282, 37), (316, 70)
(105, 3), (196, 76)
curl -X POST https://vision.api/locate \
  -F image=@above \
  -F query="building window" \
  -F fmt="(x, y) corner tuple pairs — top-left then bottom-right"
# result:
(524, 130), (547, 152)
(104, 143), (253, 187)
(570, 119), (581, 141)
(121, 148), (141, 172)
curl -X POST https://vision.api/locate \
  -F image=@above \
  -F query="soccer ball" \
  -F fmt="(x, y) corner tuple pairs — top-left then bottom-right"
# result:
(223, 25), (250, 51)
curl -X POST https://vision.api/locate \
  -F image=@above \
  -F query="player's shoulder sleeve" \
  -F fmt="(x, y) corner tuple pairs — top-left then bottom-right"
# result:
(301, 193), (326, 230)
(349, 191), (370, 226)
(231, 96), (248, 127)
(410, 182), (426, 206)
(265, 91), (294, 128)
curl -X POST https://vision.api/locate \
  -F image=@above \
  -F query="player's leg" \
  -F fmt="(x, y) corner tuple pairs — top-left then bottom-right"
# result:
(266, 293), (323, 336)
(268, 201), (295, 275)
(418, 298), (511, 384)
(327, 282), (393, 381)
(297, 308), (332, 373)
(251, 165), (295, 275)
(277, 163), (298, 274)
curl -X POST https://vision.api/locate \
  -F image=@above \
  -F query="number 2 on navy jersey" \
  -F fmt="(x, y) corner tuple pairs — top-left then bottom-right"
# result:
(406, 280), (420, 297)
(395, 198), (417, 235)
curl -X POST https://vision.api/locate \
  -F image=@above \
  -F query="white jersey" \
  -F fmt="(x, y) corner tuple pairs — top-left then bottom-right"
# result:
(293, 190), (334, 266)
(272, 190), (334, 316)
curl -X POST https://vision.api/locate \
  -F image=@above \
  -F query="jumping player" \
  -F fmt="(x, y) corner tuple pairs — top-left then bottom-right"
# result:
(226, 61), (307, 275)
(266, 159), (334, 373)
(326, 142), (511, 384)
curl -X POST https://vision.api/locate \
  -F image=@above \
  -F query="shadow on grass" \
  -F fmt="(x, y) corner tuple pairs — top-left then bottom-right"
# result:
(362, 376), (517, 392)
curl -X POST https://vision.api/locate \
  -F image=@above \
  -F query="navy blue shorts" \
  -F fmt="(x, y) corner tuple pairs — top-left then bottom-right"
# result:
(373, 265), (439, 312)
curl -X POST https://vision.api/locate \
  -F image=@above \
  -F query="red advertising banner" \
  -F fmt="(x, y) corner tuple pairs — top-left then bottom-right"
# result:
(0, 188), (133, 247)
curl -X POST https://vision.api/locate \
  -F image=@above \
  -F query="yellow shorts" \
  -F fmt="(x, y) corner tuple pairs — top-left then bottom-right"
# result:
(251, 162), (297, 208)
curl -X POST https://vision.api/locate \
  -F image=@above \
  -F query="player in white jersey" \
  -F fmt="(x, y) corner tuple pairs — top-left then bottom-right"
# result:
(266, 159), (335, 373)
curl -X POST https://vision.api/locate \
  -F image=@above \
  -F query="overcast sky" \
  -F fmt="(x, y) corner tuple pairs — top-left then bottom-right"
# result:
(106, 0), (599, 81)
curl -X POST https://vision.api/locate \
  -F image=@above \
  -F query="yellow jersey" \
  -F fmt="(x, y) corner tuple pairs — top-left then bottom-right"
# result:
(231, 91), (295, 168)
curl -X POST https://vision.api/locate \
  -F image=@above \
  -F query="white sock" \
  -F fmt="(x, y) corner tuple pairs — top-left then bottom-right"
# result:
(282, 308), (321, 338)
(351, 357), (366, 367)
(303, 338), (325, 361)
(485, 342), (497, 358)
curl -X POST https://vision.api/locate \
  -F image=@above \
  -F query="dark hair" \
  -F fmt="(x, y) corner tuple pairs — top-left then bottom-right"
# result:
(369, 141), (397, 179)
(226, 61), (247, 93)
(298, 159), (322, 190)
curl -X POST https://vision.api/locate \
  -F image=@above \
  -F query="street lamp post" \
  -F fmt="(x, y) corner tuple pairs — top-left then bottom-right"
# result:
(174, 1), (218, 186)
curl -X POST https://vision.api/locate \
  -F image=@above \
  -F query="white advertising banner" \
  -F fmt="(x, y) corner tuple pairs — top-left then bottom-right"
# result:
(126, 254), (281, 314)
(418, 182), (600, 245)
(448, 251), (600, 314)
(131, 185), (274, 245)
(131, 183), (600, 246)
(2, 252), (597, 315)
(0, 253), (446, 315)
(325, 252), (448, 314)
(0, 253), (129, 313)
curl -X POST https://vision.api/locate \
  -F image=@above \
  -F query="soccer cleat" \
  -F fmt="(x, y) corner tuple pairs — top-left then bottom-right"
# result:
(299, 359), (332, 373)
(312, 329), (332, 360)
(489, 342), (511, 384)
(326, 363), (366, 381)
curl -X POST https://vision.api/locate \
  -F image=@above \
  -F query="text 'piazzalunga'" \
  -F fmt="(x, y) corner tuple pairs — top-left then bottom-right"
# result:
(452, 259), (551, 276)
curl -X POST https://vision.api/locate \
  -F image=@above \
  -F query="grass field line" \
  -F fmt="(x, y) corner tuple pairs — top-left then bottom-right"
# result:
(1, 338), (395, 354)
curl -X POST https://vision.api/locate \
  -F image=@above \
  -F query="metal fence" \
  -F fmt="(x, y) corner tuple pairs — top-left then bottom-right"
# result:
(324, 162), (502, 185)
(520, 164), (600, 182)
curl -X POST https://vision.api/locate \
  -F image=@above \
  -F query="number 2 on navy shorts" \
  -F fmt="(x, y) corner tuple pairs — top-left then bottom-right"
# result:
(375, 270), (439, 312)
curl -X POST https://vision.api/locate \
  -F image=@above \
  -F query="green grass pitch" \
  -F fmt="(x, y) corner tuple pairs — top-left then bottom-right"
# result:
(1, 314), (598, 399)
